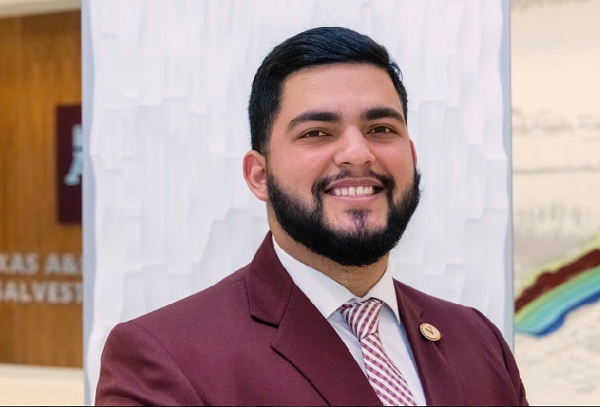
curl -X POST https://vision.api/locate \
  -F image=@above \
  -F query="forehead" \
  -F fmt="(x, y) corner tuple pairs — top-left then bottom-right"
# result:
(278, 63), (403, 119)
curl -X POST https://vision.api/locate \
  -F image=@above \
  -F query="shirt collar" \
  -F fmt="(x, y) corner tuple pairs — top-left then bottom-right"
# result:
(272, 236), (401, 324)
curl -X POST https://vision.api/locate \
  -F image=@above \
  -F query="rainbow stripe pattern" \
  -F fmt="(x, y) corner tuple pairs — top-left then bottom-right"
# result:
(515, 232), (600, 337)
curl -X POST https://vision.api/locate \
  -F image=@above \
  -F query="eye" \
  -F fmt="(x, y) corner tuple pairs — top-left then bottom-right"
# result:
(369, 126), (394, 134)
(300, 129), (328, 138)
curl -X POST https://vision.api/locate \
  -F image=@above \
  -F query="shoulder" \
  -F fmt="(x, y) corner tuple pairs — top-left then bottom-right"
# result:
(395, 280), (527, 404)
(394, 280), (512, 368)
(395, 280), (499, 333)
(113, 265), (252, 347)
(97, 265), (258, 404)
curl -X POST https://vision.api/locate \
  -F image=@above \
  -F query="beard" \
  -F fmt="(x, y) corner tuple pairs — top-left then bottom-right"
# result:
(267, 168), (421, 267)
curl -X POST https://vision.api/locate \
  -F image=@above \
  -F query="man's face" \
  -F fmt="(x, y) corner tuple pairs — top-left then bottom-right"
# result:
(263, 64), (419, 265)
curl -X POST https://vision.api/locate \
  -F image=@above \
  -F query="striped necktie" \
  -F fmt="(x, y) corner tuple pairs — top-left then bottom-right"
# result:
(340, 298), (417, 406)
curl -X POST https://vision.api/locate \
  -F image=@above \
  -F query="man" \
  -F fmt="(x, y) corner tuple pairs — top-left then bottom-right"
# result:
(96, 27), (527, 406)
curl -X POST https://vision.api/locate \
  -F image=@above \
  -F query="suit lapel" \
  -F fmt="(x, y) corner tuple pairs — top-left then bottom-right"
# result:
(395, 282), (465, 405)
(246, 234), (381, 406)
(246, 234), (466, 405)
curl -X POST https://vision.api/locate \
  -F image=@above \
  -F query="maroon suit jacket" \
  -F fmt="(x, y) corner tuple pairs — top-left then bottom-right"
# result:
(96, 233), (527, 405)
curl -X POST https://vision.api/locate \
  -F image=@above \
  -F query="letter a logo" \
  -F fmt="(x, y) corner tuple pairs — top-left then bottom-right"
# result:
(64, 124), (83, 186)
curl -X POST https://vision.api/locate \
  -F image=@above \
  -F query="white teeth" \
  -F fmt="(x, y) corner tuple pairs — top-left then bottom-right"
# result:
(331, 186), (376, 197)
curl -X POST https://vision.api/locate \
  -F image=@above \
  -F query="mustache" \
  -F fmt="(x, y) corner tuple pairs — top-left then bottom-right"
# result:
(311, 169), (396, 198)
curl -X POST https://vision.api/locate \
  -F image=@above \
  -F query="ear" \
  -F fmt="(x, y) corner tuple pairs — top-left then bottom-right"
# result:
(409, 139), (418, 166)
(243, 150), (268, 202)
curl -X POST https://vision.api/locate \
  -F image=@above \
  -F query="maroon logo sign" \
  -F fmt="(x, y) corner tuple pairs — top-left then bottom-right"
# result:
(56, 105), (82, 223)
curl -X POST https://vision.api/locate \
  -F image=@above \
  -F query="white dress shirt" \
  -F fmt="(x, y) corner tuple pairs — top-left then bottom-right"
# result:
(272, 237), (427, 406)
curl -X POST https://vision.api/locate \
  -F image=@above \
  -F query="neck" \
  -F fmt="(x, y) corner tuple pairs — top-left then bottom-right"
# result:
(270, 219), (389, 298)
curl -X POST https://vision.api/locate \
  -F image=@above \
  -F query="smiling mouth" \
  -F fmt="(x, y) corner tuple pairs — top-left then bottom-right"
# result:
(326, 185), (383, 197)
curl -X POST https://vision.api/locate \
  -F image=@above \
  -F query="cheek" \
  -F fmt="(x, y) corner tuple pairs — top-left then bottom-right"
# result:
(273, 147), (331, 182)
(373, 146), (415, 190)
(267, 151), (332, 208)
(374, 145), (414, 171)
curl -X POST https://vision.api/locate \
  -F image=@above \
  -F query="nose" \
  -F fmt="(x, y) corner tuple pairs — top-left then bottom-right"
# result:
(333, 127), (376, 169)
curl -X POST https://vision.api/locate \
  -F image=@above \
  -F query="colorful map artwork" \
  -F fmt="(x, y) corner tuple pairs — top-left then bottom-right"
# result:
(515, 232), (600, 336)
(512, 1), (600, 404)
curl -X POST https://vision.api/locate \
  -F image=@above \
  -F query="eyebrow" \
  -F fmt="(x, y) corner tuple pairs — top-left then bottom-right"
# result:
(287, 110), (342, 132)
(286, 106), (405, 132)
(361, 106), (405, 124)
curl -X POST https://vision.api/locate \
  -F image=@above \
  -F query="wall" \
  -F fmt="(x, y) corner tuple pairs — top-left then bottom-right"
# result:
(0, 11), (82, 367)
(512, 0), (600, 403)
(83, 0), (512, 400)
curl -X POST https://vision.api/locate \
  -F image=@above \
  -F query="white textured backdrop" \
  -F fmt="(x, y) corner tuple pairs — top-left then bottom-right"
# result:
(84, 0), (511, 401)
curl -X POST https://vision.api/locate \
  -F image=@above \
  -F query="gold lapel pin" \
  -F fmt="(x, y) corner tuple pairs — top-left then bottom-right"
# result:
(420, 323), (441, 342)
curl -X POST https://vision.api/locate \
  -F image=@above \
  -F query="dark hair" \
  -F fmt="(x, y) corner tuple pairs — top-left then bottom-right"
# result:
(248, 26), (408, 155)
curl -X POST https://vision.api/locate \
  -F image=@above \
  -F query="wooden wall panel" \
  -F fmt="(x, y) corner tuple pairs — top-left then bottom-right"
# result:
(0, 11), (81, 367)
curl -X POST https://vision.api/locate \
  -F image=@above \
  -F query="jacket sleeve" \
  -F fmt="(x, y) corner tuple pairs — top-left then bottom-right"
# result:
(95, 321), (204, 406)
(471, 308), (529, 406)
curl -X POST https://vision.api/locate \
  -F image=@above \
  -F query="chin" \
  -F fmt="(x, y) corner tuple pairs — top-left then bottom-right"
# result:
(330, 218), (387, 236)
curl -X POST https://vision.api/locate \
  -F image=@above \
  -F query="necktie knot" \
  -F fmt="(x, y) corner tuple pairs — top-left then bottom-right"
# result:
(340, 297), (383, 341)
